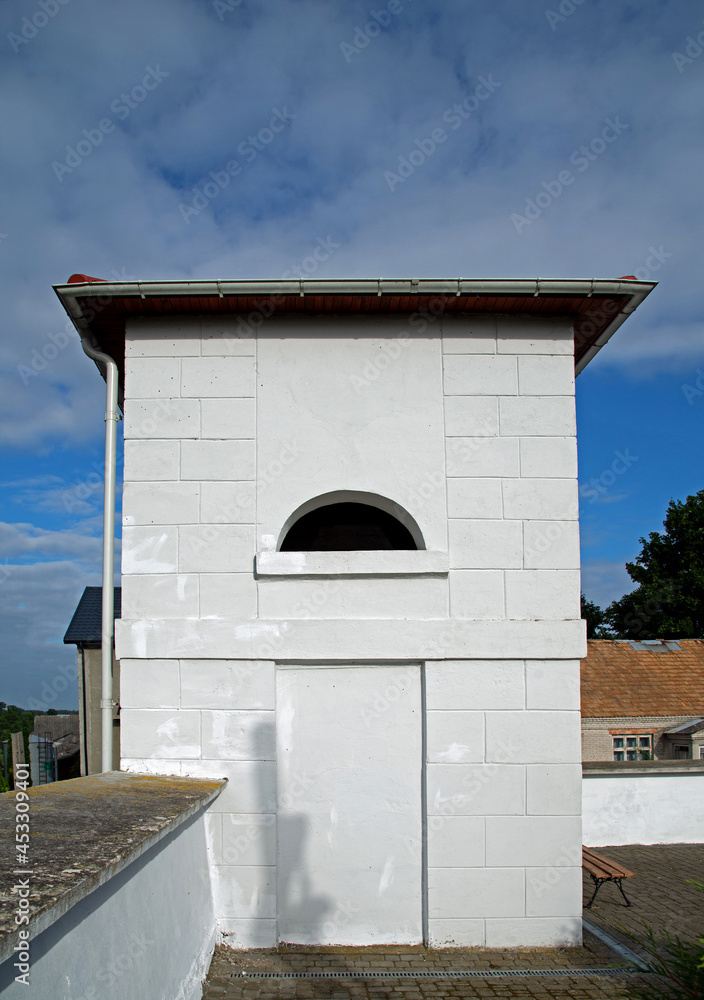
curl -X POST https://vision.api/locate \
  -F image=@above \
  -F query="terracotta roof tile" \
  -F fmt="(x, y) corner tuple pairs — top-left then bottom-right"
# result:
(581, 640), (704, 717)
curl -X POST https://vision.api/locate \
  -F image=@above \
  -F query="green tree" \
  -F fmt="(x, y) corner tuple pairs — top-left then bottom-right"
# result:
(605, 489), (704, 639)
(581, 593), (609, 638)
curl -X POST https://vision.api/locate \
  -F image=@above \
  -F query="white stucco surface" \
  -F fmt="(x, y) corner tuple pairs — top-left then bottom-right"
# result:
(583, 770), (704, 845)
(118, 310), (585, 948)
(0, 810), (215, 1000)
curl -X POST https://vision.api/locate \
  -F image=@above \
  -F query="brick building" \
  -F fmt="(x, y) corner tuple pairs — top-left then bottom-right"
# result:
(581, 639), (704, 761)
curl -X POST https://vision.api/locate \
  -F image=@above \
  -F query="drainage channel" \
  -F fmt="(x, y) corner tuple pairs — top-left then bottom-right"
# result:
(235, 967), (638, 980)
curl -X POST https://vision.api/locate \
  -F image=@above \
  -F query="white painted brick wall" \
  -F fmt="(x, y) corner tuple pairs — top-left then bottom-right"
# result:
(449, 570), (505, 618)
(123, 482), (200, 525)
(180, 357), (256, 398)
(499, 396), (576, 436)
(520, 437), (578, 478)
(181, 440), (256, 481)
(446, 479), (502, 519)
(124, 440), (180, 481)
(443, 355), (518, 395)
(118, 314), (584, 949)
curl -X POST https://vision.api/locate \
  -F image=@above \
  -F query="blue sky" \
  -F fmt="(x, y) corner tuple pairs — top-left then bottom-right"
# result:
(0, 0), (703, 707)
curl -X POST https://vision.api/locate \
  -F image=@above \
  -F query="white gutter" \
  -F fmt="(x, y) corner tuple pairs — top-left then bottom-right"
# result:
(60, 292), (119, 773)
(54, 276), (655, 299)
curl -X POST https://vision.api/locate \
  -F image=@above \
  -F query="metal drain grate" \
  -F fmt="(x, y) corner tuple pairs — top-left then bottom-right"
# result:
(235, 966), (637, 980)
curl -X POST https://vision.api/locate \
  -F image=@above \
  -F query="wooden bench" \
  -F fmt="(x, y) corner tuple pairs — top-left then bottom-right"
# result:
(582, 847), (636, 909)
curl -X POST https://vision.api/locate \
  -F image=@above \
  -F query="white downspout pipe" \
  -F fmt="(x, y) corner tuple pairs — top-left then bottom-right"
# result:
(79, 336), (119, 773)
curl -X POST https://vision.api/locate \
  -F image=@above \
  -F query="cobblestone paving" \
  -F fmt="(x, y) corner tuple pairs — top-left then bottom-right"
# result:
(203, 844), (704, 1000)
(582, 843), (704, 957)
(202, 937), (642, 1000)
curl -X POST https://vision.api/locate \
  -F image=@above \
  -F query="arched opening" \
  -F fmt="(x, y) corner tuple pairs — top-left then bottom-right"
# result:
(279, 492), (423, 551)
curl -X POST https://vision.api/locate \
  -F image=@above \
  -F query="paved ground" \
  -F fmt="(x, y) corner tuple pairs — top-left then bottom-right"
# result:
(203, 845), (704, 999)
(582, 843), (704, 957)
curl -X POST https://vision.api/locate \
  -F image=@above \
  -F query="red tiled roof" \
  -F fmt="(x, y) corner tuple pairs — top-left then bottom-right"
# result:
(581, 640), (704, 718)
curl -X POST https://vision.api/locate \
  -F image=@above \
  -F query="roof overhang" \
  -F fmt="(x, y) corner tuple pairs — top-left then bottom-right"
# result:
(54, 276), (656, 388)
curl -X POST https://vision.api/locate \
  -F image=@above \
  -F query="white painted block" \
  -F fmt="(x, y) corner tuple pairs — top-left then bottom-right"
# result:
(220, 814), (276, 867)
(486, 817), (582, 867)
(120, 709), (201, 759)
(526, 660), (580, 710)
(446, 479), (502, 519)
(427, 816), (485, 868)
(181, 760), (277, 813)
(503, 479), (578, 520)
(505, 569), (581, 618)
(500, 396), (576, 437)
(214, 866), (276, 919)
(126, 318), (201, 356)
(446, 437), (519, 478)
(120, 758), (182, 776)
(257, 575), (448, 620)
(428, 919), (486, 947)
(201, 710), (276, 760)
(524, 521), (580, 569)
(122, 526), (178, 575)
(200, 574), (257, 619)
(180, 660), (274, 710)
(179, 524), (255, 573)
(426, 661), (525, 711)
(485, 711), (582, 764)
(115, 618), (588, 662)
(124, 440), (180, 481)
(201, 482), (256, 525)
(205, 811), (222, 867)
(449, 519), (522, 569)
(449, 570), (505, 618)
(526, 866), (583, 917)
(124, 398), (200, 440)
(427, 764), (525, 815)
(121, 574), (199, 619)
(201, 398), (256, 439)
(442, 315), (496, 353)
(123, 483), (200, 526)
(485, 917), (581, 947)
(520, 436), (577, 478)
(120, 659), (180, 709)
(428, 868), (524, 918)
(443, 355), (517, 395)
(200, 317), (257, 356)
(519, 355), (575, 395)
(181, 357), (256, 398)
(125, 357), (180, 397)
(181, 440), (256, 481)
(444, 396), (498, 437)
(427, 712), (484, 763)
(496, 316), (573, 355)
(526, 764), (582, 815)
(217, 919), (277, 948)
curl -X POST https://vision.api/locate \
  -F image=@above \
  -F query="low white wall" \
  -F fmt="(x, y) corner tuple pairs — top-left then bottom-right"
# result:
(0, 808), (215, 1000)
(583, 768), (704, 846)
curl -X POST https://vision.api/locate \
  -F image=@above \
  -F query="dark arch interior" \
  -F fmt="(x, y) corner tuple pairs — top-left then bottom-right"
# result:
(280, 502), (418, 551)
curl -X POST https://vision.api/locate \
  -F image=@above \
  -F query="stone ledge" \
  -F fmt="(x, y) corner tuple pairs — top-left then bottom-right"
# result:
(583, 760), (704, 776)
(0, 771), (225, 964)
(255, 550), (450, 577)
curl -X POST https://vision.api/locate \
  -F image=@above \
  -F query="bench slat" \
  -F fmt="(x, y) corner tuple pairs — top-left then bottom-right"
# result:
(583, 847), (636, 879)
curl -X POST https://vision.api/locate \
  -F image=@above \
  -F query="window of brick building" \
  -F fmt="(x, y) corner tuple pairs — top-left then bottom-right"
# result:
(613, 735), (651, 761)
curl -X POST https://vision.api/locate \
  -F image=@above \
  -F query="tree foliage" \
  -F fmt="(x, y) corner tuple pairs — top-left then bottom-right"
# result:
(605, 490), (704, 639)
(581, 593), (609, 638)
